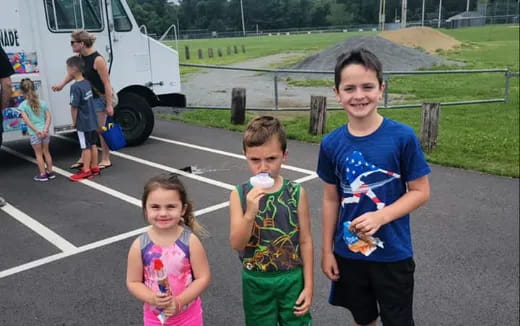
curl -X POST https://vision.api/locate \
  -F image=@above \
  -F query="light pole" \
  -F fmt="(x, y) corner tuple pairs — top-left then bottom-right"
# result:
(438, 0), (442, 28)
(467, 0), (470, 12)
(401, 0), (408, 28)
(421, 0), (425, 26)
(240, 0), (246, 37)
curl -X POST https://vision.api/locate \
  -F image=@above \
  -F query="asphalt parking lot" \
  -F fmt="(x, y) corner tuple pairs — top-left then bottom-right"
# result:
(0, 119), (518, 325)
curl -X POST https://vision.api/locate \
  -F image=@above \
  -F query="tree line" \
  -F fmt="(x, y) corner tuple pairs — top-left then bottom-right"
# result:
(127, 0), (506, 36)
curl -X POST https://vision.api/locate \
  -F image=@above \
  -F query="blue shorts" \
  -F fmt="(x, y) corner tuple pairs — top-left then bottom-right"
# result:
(30, 135), (50, 145)
(93, 97), (106, 112)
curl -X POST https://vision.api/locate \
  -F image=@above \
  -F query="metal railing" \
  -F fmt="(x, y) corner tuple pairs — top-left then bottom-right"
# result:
(180, 63), (518, 111)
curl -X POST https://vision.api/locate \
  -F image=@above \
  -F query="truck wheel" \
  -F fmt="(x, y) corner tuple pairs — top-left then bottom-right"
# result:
(114, 93), (154, 146)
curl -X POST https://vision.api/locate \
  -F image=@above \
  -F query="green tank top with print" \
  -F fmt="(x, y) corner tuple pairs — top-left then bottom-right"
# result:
(237, 178), (303, 272)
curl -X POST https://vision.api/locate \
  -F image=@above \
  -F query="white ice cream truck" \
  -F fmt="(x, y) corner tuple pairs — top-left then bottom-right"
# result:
(1, 0), (184, 147)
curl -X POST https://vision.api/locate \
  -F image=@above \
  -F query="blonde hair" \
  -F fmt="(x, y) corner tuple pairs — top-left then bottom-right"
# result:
(243, 116), (287, 153)
(20, 79), (41, 115)
(71, 30), (96, 48)
(142, 174), (208, 237)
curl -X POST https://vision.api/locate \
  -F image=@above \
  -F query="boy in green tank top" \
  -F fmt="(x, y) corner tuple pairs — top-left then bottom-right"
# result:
(229, 116), (313, 326)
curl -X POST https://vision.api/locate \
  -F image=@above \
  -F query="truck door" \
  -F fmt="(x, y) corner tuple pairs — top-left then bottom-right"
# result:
(104, 0), (154, 91)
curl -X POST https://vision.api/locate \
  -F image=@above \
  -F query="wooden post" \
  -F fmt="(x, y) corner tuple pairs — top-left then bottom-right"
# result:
(309, 96), (327, 135)
(198, 48), (203, 59)
(241, 44), (246, 53)
(217, 48), (223, 57)
(226, 46), (232, 56)
(233, 45), (238, 54)
(231, 88), (246, 125)
(184, 46), (190, 60)
(208, 48), (214, 58)
(420, 102), (440, 153)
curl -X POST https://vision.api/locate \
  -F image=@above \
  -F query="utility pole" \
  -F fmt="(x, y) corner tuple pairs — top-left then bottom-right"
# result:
(401, 0), (408, 28)
(240, 0), (246, 37)
(438, 0), (442, 28)
(421, 0), (425, 26)
(467, 0), (470, 12)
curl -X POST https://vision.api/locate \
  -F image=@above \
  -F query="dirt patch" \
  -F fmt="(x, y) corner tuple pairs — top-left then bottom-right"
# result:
(380, 27), (462, 54)
(294, 35), (463, 72)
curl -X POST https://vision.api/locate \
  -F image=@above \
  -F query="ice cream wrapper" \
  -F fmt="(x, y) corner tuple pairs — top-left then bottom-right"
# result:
(343, 221), (384, 256)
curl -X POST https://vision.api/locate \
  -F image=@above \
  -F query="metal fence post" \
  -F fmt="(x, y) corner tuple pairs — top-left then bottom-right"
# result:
(383, 76), (389, 108)
(274, 74), (279, 110)
(504, 69), (511, 103)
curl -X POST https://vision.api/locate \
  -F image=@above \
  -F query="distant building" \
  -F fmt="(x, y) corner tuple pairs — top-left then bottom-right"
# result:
(446, 11), (486, 28)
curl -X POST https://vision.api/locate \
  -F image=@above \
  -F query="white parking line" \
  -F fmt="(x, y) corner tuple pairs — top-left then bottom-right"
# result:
(2, 146), (142, 206)
(1, 204), (77, 253)
(149, 136), (316, 175)
(53, 135), (235, 191)
(0, 201), (230, 279)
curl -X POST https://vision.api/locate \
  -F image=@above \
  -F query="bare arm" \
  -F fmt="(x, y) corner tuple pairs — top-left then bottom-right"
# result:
(229, 187), (265, 251)
(70, 107), (78, 128)
(20, 111), (41, 134)
(175, 234), (211, 308)
(44, 109), (52, 134)
(1, 76), (12, 111)
(350, 175), (430, 236)
(94, 56), (114, 115)
(52, 74), (74, 92)
(126, 238), (172, 308)
(294, 186), (314, 316)
(321, 182), (340, 281)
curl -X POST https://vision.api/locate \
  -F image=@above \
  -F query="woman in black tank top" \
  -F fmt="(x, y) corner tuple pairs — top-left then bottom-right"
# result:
(52, 30), (114, 169)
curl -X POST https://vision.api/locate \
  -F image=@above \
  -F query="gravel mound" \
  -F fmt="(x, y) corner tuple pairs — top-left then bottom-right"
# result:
(294, 35), (463, 72)
(380, 27), (461, 54)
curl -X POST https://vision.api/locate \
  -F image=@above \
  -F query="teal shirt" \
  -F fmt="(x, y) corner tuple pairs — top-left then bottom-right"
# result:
(19, 100), (49, 136)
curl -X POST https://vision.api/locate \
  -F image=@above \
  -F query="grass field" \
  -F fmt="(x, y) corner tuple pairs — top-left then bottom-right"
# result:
(162, 25), (520, 177)
(165, 31), (376, 74)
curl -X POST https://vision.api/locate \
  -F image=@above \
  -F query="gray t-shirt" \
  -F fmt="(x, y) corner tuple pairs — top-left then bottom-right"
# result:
(70, 80), (98, 132)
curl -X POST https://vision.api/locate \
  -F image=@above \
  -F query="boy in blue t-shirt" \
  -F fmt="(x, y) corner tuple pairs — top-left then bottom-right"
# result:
(317, 49), (431, 326)
(66, 56), (100, 182)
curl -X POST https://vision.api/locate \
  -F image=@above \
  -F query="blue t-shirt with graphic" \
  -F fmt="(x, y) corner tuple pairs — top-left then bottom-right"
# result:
(317, 118), (431, 262)
(70, 80), (98, 132)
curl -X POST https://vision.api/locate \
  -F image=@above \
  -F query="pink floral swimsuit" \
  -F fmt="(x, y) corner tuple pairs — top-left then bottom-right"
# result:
(140, 228), (203, 326)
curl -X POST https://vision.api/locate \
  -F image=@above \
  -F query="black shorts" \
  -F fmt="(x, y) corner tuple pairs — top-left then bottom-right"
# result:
(330, 254), (415, 326)
(77, 130), (98, 150)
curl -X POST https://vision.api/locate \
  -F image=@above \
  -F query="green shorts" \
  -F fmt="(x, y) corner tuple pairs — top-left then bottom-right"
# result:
(242, 267), (312, 326)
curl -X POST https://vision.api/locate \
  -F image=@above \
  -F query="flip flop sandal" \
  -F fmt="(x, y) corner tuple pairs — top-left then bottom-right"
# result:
(70, 162), (84, 169)
(99, 163), (113, 169)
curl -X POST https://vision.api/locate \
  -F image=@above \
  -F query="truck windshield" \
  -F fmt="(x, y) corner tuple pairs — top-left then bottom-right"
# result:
(112, 0), (132, 32)
(45, 0), (103, 32)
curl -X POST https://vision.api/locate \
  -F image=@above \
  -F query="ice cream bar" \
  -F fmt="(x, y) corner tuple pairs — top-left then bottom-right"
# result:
(343, 221), (384, 256)
(250, 173), (275, 188)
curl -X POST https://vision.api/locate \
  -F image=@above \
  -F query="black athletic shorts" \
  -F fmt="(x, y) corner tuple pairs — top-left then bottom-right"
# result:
(77, 130), (98, 150)
(329, 254), (415, 326)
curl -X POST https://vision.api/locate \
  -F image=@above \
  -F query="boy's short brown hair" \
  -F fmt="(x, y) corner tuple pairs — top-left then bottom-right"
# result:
(243, 116), (287, 152)
(66, 56), (84, 73)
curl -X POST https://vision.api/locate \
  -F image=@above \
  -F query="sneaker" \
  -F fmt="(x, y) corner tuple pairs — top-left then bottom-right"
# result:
(69, 169), (92, 182)
(90, 167), (101, 177)
(34, 174), (49, 182)
(46, 172), (57, 180)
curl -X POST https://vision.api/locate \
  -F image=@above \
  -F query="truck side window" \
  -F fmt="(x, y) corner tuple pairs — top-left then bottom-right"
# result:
(44, 0), (103, 32)
(112, 0), (132, 32)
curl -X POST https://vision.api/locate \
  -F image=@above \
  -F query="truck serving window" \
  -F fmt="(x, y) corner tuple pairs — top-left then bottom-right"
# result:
(112, 0), (132, 32)
(44, 0), (103, 32)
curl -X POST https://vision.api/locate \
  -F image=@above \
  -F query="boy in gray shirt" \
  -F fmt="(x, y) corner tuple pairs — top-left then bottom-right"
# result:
(66, 56), (100, 181)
